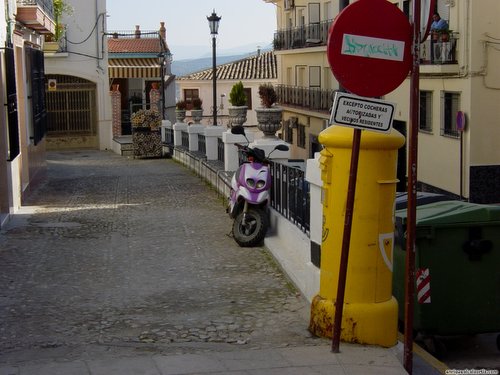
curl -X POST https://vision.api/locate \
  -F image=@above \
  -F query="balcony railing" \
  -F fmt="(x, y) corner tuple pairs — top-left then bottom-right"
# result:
(17, 0), (54, 19)
(420, 34), (459, 65)
(277, 85), (336, 113)
(17, 0), (54, 17)
(273, 19), (332, 51)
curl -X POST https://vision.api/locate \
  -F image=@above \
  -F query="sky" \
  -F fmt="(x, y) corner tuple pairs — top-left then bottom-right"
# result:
(106, 0), (277, 59)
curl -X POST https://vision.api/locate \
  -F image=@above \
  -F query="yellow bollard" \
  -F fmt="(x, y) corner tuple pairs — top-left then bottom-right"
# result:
(309, 125), (405, 347)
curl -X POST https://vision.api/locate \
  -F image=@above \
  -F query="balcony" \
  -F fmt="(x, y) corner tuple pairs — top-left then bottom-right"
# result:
(277, 84), (335, 113)
(16, 0), (56, 35)
(273, 19), (332, 51)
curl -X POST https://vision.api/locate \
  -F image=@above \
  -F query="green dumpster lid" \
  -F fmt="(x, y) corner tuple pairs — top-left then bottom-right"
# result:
(395, 200), (500, 226)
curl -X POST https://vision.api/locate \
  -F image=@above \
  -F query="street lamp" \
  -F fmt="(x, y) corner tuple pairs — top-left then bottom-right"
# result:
(207, 9), (221, 125)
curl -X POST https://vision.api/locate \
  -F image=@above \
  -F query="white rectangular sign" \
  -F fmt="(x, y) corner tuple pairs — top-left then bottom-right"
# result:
(342, 34), (405, 62)
(330, 92), (396, 133)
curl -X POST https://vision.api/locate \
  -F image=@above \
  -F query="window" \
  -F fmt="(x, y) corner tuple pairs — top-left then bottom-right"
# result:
(296, 66), (306, 87)
(309, 66), (321, 88)
(183, 89), (199, 110)
(298, 123), (306, 148)
(308, 3), (320, 24)
(419, 91), (432, 132)
(284, 0), (294, 10)
(441, 91), (460, 138)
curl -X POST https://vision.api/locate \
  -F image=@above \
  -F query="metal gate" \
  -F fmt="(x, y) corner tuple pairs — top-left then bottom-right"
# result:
(45, 75), (97, 137)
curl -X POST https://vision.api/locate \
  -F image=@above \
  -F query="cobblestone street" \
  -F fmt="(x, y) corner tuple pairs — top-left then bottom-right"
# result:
(0, 150), (323, 366)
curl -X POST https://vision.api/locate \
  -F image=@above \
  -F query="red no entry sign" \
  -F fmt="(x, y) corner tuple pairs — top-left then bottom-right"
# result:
(327, 0), (412, 97)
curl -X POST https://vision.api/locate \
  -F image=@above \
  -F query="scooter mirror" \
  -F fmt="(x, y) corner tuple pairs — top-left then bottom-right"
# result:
(231, 126), (245, 135)
(275, 144), (289, 152)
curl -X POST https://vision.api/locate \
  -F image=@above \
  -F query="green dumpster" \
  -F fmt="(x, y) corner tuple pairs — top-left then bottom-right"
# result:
(393, 201), (500, 336)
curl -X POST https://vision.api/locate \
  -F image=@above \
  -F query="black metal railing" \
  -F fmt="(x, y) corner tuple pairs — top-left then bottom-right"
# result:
(181, 131), (189, 148)
(270, 161), (310, 234)
(273, 19), (332, 51)
(198, 134), (206, 154)
(217, 137), (224, 163)
(277, 85), (336, 113)
(164, 127), (173, 145)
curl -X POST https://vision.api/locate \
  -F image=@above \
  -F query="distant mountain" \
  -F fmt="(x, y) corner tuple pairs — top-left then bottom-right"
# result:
(171, 45), (273, 77)
(171, 55), (250, 77)
(170, 42), (272, 61)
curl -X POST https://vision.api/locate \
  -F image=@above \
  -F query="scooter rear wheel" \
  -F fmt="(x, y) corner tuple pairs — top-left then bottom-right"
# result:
(232, 207), (268, 247)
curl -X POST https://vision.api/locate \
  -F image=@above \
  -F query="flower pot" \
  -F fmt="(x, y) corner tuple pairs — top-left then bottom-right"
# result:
(191, 109), (203, 124)
(175, 109), (186, 123)
(228, 106), (248, 127)
(255, 107), (283, 138)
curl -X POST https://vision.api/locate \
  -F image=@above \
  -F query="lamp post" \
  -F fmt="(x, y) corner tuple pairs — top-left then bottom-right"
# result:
(207, 9), (221, 126)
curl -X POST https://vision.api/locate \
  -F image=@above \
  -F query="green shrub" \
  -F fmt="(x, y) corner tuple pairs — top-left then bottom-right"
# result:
(229, 81), (247, 106)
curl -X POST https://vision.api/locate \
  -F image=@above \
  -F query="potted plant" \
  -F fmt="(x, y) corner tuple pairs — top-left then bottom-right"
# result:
(228, 81), (248, 127)
(44, 0), (73, 52)
(175, 100), (187, 123)
(191, 97), (203, 124)
(255, 83), (283, 138)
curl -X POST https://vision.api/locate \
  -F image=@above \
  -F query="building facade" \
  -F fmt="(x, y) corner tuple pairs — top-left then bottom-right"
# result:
(267, 0), (337, 160)
(387, 0), (500, 203)
(1, 0), (55, 227)
(267, 0), (500, 203)
(108, 23), (175, 133)
(176, 50), (277, 130)
(43, 0), (111, 150)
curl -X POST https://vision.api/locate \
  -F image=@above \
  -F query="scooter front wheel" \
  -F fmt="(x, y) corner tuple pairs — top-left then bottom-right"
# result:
(232, 207), (268, 247)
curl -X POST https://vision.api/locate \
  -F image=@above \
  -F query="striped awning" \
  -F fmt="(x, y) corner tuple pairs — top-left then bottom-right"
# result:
(108, 58), (161, 78)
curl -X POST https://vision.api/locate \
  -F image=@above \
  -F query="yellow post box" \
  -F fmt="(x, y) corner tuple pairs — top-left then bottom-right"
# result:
(309, 125), (405, 347)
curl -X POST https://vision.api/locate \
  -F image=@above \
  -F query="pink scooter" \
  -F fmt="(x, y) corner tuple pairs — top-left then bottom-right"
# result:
(227, 126), (289, 247)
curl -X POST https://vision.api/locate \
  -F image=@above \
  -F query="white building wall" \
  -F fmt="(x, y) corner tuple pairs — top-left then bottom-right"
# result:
(177, 78), (278, 130)
(44, 0), (112, 150)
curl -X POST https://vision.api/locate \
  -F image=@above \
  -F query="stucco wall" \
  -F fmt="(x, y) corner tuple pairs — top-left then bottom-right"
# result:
(44, 0), (112, 151)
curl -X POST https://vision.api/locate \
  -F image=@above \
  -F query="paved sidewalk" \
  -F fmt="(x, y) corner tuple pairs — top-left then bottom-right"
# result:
(0, 150), (418, 374)
(0, 344), (407, 374)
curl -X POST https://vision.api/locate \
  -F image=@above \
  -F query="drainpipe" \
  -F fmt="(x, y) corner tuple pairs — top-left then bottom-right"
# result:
(95, 0), (102, 71)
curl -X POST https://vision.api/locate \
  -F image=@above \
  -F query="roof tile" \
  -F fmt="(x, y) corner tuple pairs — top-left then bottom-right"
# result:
(108, 38), (163, 53)
(178, 51), (277, 81)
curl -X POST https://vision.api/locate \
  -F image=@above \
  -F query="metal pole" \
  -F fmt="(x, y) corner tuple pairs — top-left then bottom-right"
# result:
(161, 57), (165, 120)
(212, 35), (217, 126)
(332, 128), (361, 353)
(404, 0), (421, 373)
(331, 0), (351, 355)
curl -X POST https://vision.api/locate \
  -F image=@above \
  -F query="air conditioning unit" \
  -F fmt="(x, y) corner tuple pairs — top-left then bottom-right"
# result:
(284, 0), (294, 11)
